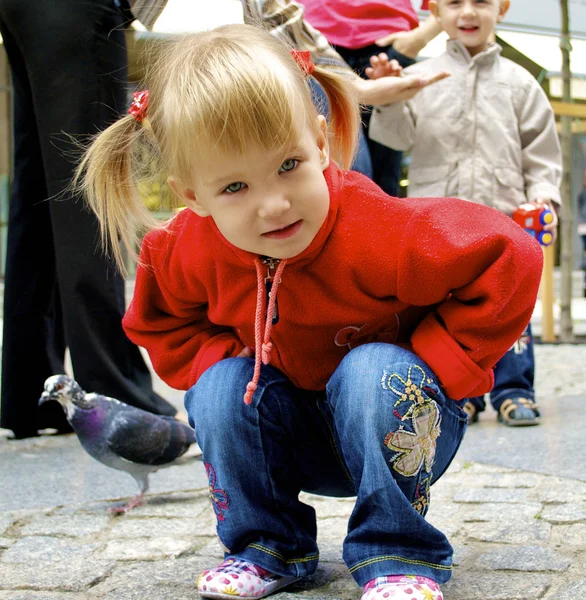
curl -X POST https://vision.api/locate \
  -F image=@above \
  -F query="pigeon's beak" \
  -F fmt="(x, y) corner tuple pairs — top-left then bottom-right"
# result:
(38, 391), (51, 406)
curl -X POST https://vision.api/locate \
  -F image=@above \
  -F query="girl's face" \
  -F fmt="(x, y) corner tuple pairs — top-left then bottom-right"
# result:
(430, 0), (510, 57)
(170, 116), (331, 259)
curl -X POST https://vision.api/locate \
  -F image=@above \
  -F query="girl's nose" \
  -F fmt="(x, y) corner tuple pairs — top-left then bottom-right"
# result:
(258, 195), (291, 218)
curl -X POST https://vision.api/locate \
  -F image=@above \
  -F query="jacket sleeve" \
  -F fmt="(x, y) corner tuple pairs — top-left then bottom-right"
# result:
(396, 199), (543, 400)
(122, 241), (244, 391)
(241, 0), (355, 77)
(369, 101), (417, 151)
(518, 78), (562, 204)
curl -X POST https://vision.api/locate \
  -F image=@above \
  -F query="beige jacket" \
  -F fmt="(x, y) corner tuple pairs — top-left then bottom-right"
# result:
(369, 41), (562, 215)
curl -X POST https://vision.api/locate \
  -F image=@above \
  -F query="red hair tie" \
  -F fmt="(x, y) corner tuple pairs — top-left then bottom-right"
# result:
(290, 49), (315, 77)
(128, 90), (149, 123)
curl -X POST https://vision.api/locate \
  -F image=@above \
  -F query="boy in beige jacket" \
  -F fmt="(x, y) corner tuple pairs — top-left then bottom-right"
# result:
(370, 0), (562, 427)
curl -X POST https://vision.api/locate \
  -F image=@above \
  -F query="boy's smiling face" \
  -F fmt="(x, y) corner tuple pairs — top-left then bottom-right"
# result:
(429, 0), (510, 57)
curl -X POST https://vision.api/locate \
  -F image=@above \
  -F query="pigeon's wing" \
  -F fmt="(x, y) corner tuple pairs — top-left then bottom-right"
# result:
(106, 409), (196, 466)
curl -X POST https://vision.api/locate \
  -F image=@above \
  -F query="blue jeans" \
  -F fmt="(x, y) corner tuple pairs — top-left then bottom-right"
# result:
(185, 343), (468, 585)
(467, 325), (535, 413)
(308, 78), (373, 178)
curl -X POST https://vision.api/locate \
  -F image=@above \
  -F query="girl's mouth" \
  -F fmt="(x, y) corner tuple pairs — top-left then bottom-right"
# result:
(262, 220), (302, 240)
(459, 26), (479, 32)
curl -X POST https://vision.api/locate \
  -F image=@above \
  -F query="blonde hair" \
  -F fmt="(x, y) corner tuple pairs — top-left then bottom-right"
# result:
(76, 24), (360, 274)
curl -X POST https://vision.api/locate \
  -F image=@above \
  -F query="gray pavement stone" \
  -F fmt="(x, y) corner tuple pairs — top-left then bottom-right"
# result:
(453, 488), (531, 503)
(462, 520), (551, 544)
(1, 536), (99, 564)
(546, 580), (586, 598)
(541, 503), (586, 523)
(464, 502), (543, 522)
(476, 545), (572, 572)
(551, 523), (586, 548)
(101, 584), (198, 600)
(123, 491), (209, 518)
(100, 537), (201, 561)
(0, 516), (13, 536)
(442, 572), (552, 599)
(0, 594), (83, 599)
(107, 516), (207, 539)
(0, 538), (13, 549)
(20, 514), (109, 537)
(0, 559), (115, 592)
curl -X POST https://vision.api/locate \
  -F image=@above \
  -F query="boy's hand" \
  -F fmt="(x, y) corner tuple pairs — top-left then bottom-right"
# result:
(535, 199), (559, 242)
(365, 53), (402, 80)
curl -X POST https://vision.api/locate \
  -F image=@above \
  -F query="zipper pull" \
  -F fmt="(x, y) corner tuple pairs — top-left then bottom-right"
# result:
(260, 257), (280, 325)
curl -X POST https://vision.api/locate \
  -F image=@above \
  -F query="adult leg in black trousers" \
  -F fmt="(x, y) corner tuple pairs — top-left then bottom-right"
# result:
(335, 44), (415, 197)
(0, 0), (175, 439)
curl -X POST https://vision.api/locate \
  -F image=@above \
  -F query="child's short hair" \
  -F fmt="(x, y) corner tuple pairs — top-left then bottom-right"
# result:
(77, 24), (359, 272)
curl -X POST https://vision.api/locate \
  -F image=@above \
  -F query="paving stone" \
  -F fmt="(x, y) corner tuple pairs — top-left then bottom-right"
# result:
(535, 480), (586, 504)
(0, 594), (82, 599)
(464, 502), (543, 522)
(442, 572), (551, 599)
(96, 555), (211, 588)
(546, 580), (586, 598)
(107, 516), (208, 539)
(101, 537), (197, 560)
(303, 495), (354, 520)
(125, 493), (209, 518)
(0, 538), (14, 549)
(476, 545), (572, 571)
(463, 520), (551, 544)
(316, 517), (348, 542)
(453, 488), (531, 503)
(0, 516), (13, 536)
(20, 514), (109, 537)
(0, 559), (114, 591)
(101, 584), (197, 600)
(541, 503), (586, 524)
(551, 523), (586, 548)
(444, 473), (541, 489)
(1, 536), (99, 564)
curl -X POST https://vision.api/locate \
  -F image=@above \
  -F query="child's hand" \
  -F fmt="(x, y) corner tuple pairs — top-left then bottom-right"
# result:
(354, 71), (450, 106)
(365, 53), (402, 80)
(237, 346), (254, 358)
(534, 199), (559, 242)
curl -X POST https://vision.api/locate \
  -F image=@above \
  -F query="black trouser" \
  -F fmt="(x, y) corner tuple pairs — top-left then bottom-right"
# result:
(335, 44), (415, 198)
(0, 0), (175, 435)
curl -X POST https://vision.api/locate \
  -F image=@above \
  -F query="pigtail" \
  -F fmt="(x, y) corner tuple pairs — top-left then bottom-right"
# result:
(311, 66), (360, 171)
(74, 115), (161, 276)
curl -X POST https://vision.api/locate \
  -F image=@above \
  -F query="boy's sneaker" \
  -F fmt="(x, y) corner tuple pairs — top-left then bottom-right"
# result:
(361, 575), (443, 600)
(197, 557), (302, 599)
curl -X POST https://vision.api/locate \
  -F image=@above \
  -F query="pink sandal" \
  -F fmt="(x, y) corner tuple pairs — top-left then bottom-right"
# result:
(361, 575), (443, 599)
(197, 557), (302, 599)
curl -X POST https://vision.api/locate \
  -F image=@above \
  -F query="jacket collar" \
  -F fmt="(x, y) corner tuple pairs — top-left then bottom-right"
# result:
(446, 39), (502, 67)
(207, 162), (343, 268)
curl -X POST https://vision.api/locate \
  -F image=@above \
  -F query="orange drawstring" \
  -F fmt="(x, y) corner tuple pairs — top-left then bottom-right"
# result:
(243, 258), (287, 405)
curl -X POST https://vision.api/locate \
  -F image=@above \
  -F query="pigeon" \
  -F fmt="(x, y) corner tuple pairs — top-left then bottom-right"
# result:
(39, 374), (197, 512)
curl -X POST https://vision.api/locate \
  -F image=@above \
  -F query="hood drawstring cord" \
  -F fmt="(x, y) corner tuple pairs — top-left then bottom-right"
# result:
(243, 258), (287, 405)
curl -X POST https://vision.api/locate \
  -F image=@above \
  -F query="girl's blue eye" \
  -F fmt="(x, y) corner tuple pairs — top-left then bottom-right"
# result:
(279, 159), (298, 173)
(224, 182), (246, 194)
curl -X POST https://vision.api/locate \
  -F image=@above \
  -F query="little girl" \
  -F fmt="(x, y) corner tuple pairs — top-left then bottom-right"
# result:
(78, 24), (542, 600)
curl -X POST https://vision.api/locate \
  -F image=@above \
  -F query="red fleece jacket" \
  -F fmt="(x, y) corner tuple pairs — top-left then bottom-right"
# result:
(123, 164), (543, 400)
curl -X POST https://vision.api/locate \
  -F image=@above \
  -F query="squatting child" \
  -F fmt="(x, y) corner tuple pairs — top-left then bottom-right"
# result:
(370, 0), (562, 427)
(78, 24), (543, 600)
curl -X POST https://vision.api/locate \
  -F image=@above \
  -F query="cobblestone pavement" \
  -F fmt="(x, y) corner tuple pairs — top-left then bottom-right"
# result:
(1, 344), (586, 599)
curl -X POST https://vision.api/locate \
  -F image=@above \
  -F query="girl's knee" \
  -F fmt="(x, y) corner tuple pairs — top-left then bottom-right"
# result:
(184, 357), (253, 428)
